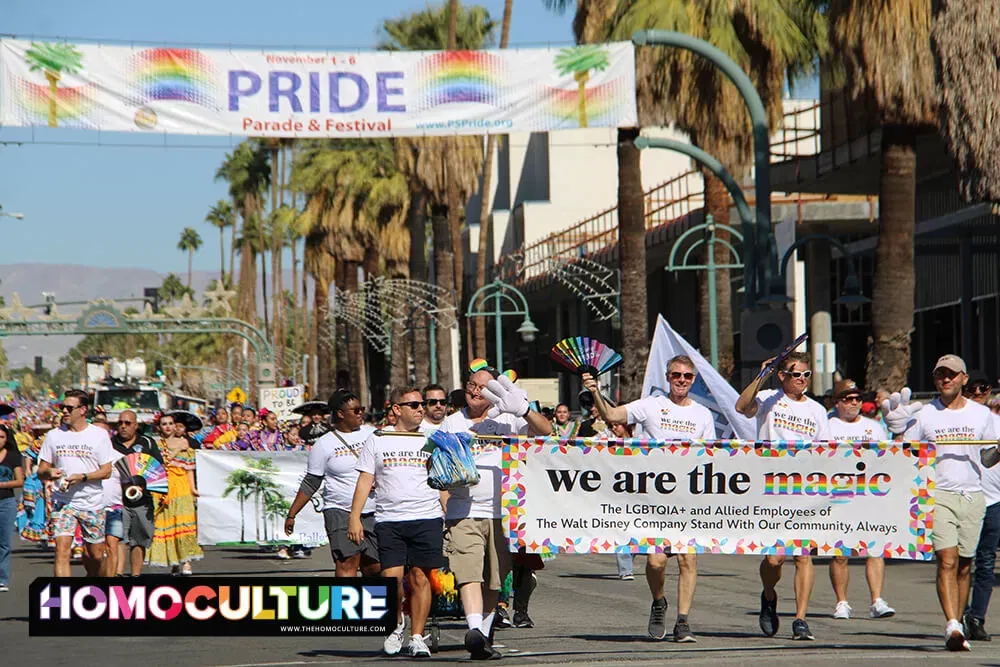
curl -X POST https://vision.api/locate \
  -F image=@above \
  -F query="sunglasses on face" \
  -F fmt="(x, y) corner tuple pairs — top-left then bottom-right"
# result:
(346, 406), (365, 415)
(782, 370), (812, 379)
(933, 370), (961, 381)
(395, 401), (424, 410)
(118, 420), (136, 426)
(424, 399), (447, 407)
(58, 404), (81, 412)
(839, 396), (861, 403)
(668, 372), (695, 381)
(967, 384), (992, 396)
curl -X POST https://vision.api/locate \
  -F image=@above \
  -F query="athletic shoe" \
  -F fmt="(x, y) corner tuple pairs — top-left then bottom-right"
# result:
(647, 597), (668, 640)
(495, 606), (512, 629)
(383, 620), (406, 655)
(465, 629), (491, 660)
(0, 584), (8, 593)
(965, 614), (992, 641)
(512, 610), (534, 628)
(292, 550), (310, 559)
(946, 620), (971, 651)
(791, 619), (815, 641)
(673, 620), (696, 643)
(620, 573), (635, 581)
(833, 601), (852, 620)
(277, 547), (291, 560)
(869, 598), (895, 619)
(408, 634), (431, 658)
(759, 591), (779, 637)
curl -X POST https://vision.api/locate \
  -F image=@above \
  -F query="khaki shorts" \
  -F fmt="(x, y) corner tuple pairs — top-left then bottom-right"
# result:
(444, 517), (512, 590)
(933, 489), (986, 558)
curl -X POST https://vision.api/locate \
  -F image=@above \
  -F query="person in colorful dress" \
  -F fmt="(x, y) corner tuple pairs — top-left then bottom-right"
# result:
(17, 437), (53, 546)
(257, 410), (285, 451)
(147, 426), (203, 574)
(551, 403), (579, 439)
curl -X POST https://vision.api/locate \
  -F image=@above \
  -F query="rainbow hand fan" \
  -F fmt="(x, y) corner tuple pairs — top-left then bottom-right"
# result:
(120, 452), (168, 494)
(550, 337), (623, 377)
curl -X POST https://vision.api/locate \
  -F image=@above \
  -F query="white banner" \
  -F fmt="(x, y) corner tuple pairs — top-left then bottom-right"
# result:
(1, 40), (637, 137)
(259, 385), (305, 422)
(642, 314), (756, 440)
(196, 451), (326, 546)
(502, 438), (935, 560)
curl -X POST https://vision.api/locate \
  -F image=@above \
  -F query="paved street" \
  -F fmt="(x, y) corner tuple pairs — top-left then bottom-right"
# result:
(1, 544), (996, 666)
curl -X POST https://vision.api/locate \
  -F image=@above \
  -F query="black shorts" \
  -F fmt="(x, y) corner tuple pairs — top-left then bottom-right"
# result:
(375, 518), (445, 570)
(324, 508), (378, 563)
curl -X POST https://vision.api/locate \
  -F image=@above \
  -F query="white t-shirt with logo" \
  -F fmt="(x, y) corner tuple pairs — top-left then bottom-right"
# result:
(356, 430), (442, 523)
(102, 450), (126, 508)
(983, 413), (1000, 505)
(39, 424), (115, 511)
(755, 390), (830, 441)
(420, 420), (444, 435)
(828, 416), (888, 443)
(904, 398), (997, 493)
(440, 410), (527, 520)
(307, 427), (376, 513)
(625, 396), (717, 440)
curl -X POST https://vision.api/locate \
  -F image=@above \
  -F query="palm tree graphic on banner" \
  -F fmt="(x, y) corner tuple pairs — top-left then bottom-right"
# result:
(553, 44), (610, 128)
(223, 458), (282, 543)
(24, 42), (84, 128)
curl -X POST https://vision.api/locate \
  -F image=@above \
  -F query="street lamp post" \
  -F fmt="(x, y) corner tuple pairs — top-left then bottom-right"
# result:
(0, 212), (24, 220)
(664, 215), (744, 369)
(466, 279), (539, 369)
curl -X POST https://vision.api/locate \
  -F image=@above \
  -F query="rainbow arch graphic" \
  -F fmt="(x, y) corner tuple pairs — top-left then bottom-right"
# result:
(415, 50), (506, 110)
(129, 48), (215, 107)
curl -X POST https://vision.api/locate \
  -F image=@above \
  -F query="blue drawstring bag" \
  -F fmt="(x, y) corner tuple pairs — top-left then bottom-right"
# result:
(425, 430), (481, 490)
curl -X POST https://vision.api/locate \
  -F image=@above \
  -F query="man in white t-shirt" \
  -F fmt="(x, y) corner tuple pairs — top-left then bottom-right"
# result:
(583, 354), (715, 643)
(884, 354), (1000, 651)
(736, 351), (829, 642)
(825, 379), (894, 621)
(348, 387), (443, 659)
(420, 384), (448, 435)
(36, 390), (114, 577)
(440, 365), (550, 660)
(965, 372), (1000, 641)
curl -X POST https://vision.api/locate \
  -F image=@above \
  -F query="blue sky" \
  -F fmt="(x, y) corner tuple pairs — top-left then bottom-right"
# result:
(0, 0), (575, 273)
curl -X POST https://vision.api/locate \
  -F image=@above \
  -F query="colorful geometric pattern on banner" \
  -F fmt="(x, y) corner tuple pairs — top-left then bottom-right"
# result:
(501, 437), (936, 560)
(1, 40), (638, 137)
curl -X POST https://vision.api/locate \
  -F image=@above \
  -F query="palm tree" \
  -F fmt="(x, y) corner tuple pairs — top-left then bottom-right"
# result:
(247, 458), (280, 542)
(177, 227), (203, 290)
(24, 42), (84, 128)
(159, 272), (193, 304)
(205, 200), (233, 283)
(222, 468), (258, 543)
(546, 0), (825, 390)
(264, 492), (292, 543)
(553, 45), (612, 127)
(216, 141), (270, 327)
(828, 0), (937, 391)
(380, 3), (494, 376)
(473, 0), (514, 361)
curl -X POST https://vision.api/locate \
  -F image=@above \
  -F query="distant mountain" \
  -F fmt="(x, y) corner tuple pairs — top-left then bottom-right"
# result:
(0, 263), (310, 370)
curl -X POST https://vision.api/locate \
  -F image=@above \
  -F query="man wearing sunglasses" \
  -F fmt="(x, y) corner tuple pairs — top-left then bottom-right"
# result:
(885, 354), (1000, 651)
(440, 365), (551, 659)
(582, 355), (715, 643)
(963, 371), (1000, 642)
(36, 390), (115, 577)
(420, 384), (448, 435)
(112, 410), (163, 576)
(826, 380), (894, 621)
(736, 351), (829, 642)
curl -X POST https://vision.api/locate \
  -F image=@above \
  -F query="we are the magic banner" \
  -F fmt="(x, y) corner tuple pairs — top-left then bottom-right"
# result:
(0, 40), (637, 137)
(501, 438), (936, 560)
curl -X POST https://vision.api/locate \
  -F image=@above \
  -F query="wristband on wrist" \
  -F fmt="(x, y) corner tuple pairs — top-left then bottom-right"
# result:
(83, 473), (88, 482)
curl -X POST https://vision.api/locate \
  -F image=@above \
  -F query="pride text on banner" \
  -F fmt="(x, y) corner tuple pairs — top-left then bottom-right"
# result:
(502, 438), (935, 560)
(1, 40), (637, 137)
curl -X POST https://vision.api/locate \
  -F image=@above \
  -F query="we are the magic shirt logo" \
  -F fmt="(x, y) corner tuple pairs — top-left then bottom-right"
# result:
(932, 426), (977, 443)
(771, 403), (819, 438)
(657, 407), (699, 435)
(381, 450), (429, 469)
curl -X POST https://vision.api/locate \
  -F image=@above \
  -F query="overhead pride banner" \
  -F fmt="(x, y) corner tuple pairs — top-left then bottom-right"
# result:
(502, 438), (936, 560)
(0, 40), (637, 137)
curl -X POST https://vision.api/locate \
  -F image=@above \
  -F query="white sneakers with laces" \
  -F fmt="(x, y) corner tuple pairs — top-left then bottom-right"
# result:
(869, 598), (895, 618)
(408, 634), (431, 658)
(833, 601), (852, 620)
(383, 620), (407, 655)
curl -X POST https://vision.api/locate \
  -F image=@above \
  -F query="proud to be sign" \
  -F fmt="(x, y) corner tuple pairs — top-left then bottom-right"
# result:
(502, 439), (936, 560)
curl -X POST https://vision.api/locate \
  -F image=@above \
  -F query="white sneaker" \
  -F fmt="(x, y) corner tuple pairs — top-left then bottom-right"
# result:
(0, 584), (8, 593)
(833, 601), (852, 620)
(408, 634), (431, 658)
(946, 619), (971, 652)
(869, 598), (895, 618)
(383, 620), (406, 655)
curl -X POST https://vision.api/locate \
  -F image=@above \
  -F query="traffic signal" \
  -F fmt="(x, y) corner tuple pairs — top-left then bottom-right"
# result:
(143, 287), (160, 314)
(739, 308), (794, 386)
(155, 361), (164, 378)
